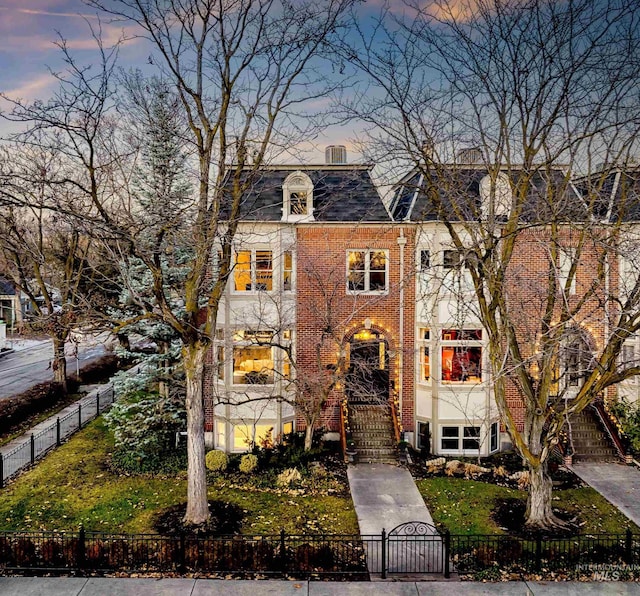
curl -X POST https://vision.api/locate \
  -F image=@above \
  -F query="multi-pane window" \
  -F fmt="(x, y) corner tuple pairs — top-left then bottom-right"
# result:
(347, 250), (388, 293)
(283, 250), (294, 291)
(232, 424), (273, 450)
(418, 328), (430, 382)
(441, 329), (482, 383)
(234, 250), (273, 292)
(289, 191), (308, 215)
(283, 172), (313, 220)
(441, 426), (459, 450)
(232, 330), (274, 385)
(440, 425), (481, 452)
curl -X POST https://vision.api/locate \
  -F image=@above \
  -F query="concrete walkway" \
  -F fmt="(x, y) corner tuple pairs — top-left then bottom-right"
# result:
(572, 462), (640, 527)
(347, 463), (436, 535)
(0, 577), (639, 595)
(347, 463), (442, 575)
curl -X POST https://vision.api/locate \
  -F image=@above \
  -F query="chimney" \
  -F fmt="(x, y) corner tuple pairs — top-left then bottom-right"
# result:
(457, 147), (483, 164)
(325, 145), (347, 164)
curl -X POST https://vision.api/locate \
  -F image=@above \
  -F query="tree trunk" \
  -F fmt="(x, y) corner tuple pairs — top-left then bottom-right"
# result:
(158, 340), (170, 399)
(525, 462), (566, 531)
(304, 422), (314, 451)
(182, 342), (210, 526)
(51, 336), (67, 393)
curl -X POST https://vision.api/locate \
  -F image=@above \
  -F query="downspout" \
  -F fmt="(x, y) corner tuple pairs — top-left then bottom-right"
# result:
(397, 228), (407, 435)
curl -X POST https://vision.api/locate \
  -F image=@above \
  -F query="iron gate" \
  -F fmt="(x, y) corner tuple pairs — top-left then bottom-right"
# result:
(380, 521), (450, 578)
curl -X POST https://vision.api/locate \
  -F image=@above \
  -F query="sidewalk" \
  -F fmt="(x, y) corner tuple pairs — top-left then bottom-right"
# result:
(0, 577), (638, 595)
(572, 462), (640, 527)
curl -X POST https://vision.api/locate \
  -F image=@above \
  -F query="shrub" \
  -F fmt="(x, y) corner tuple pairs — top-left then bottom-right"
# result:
(205, 450), (228, 473)
(239, 453), (258, 474)
(104, 387), (186, 472)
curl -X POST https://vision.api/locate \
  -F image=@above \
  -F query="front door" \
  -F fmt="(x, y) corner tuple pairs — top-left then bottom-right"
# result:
(346, 334), (389, 404)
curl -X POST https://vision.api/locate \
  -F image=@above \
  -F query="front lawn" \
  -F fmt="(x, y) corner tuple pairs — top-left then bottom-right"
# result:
(417, 476), (640, 536)
(0, 418), (358, 535)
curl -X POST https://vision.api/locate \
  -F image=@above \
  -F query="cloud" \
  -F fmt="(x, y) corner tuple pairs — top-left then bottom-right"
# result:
(2, 73), (57, 101)
(0, 7), (99, 20)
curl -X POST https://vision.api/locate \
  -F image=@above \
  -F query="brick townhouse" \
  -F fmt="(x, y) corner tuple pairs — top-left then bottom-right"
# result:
(203, 149), (639, 459)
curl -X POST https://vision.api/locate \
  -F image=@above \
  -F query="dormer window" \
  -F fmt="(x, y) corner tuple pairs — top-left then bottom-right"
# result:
(283, 171), (314, 221)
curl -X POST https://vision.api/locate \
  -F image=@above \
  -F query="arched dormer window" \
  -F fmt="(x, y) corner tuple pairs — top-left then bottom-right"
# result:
(282, 171), (314, 222)
(479, 172), (512, 220)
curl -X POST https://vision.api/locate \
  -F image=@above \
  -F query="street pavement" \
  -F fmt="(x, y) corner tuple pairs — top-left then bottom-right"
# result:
(572, 462), (640, 527)
(0, 577), (638, 595)
(0, 337), (107, 399)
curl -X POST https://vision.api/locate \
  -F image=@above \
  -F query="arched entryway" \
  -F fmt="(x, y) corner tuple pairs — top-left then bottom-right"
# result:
(346, 328), (390, 404)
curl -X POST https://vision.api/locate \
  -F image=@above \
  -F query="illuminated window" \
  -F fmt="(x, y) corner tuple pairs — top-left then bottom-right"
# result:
(234, 250), (272, 292)
(283, 171), (314, 220)
(283, 250), (294, 291)
(418, 328), (430, 383)
(232, 424), (274, 451)
(283, 421), (294, 435)
(216, 346), (225, 381)
(347, 250), (388, 293)
(441, 329), (482, 383)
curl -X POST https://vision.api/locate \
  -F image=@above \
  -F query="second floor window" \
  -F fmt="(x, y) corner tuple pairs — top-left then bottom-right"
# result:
(347, 250), (388, 293)
(234, 250), (273, 292)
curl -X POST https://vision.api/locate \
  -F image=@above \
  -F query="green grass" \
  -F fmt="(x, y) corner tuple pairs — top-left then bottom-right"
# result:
(0, 418), (358, 535)
(417, 476), (640, 536)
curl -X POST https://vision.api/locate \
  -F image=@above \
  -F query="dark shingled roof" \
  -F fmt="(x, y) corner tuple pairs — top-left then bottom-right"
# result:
(0, 277), (16, 295)
(574, 168), (640, 222)
(390, 165), (582, 223)
(224, 165), (390, 222)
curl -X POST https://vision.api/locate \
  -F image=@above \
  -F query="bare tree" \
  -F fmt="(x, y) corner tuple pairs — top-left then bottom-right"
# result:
(79, 0), (354, 525)
(0, 145), (103, 391)
(345, 0), (640, 529)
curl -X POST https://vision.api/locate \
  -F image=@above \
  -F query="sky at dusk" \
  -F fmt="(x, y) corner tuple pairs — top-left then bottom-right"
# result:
(0, 0), (401, 163)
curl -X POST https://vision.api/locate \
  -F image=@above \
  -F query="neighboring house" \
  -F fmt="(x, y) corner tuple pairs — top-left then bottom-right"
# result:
(0, 277), (22, 332)
(203, 148), (639, 459)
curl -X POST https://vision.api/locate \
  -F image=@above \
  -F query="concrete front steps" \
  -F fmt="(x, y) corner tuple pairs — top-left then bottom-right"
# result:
(348, 403), (398, 464)
(570, 408), (621, 463)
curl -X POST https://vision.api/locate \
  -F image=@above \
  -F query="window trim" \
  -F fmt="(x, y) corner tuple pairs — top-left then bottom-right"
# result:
(558, 247), (577, 295)
(232, 248), (273, 294)
(440, 328), (483, 384)
(418, 327), (431, 384)
(282, 171), (314, 222)
(439, 424), (481, 454)
(283, 249), (295, 292)
(490, 421), (499, 453)
(346, 249), (389, 295)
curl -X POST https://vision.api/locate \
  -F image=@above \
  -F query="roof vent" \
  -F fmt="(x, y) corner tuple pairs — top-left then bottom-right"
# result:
(457, 147), (483, 164)
(325, 145), (347, 164)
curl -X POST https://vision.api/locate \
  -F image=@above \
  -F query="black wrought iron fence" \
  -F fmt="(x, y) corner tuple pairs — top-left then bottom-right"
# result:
(451, 530), (636, 575)
(0, 385), (115, 488)
(0, 529), (371, 579)
(1, 527), (637, 579)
